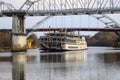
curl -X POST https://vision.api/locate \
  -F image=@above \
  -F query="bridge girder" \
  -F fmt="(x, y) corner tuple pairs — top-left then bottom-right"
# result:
(26, 8), (120, 16)
(21, 0), (120, 16)
(1, 0), (120, 16)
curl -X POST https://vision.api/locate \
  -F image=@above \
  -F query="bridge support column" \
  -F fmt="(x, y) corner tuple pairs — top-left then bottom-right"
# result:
(11, 13), (26, 52)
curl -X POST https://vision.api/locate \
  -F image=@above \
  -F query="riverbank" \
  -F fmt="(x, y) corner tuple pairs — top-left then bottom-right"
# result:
(86, 32), (118, 47)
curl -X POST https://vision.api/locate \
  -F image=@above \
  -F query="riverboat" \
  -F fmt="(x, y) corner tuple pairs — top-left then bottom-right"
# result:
(39, 30), (87, 51)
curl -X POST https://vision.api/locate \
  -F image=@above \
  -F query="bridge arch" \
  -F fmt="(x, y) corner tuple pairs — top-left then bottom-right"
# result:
(91, 14), (120, 28)
(90, 14), (120, 36)
(29, 14), (120, 29)
(24, 14), (119, 30)
(7, 0), (120, 37)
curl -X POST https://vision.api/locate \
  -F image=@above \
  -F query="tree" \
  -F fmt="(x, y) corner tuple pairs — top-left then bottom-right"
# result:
(0, 32), (11, 50)
(27, 33), (39, 48)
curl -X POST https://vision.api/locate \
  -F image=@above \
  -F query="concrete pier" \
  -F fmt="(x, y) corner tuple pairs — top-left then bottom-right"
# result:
(9, 11), (27, 52)
(2, 11), (27, 52)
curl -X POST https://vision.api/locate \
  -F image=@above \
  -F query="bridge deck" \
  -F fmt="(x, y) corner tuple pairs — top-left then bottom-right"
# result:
(1, 28), (120, 33)
(33, 28), (120, 32)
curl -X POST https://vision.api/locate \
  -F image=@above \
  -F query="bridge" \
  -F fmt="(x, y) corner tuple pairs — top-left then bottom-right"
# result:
(1, 0), (120, 80)
(0, 0), (120, 52)
(1, 0), (120, 30)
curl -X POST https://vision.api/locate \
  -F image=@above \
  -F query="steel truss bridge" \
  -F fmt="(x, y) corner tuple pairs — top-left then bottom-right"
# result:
(1, 0), (120, 35)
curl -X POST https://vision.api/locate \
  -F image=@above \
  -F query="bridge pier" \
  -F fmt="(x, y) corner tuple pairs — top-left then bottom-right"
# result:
(12, 13), (26, 52)
(3, 11), (27, 52)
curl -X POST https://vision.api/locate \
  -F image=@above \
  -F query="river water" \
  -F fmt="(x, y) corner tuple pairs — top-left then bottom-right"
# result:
(0, 47), (120, 80)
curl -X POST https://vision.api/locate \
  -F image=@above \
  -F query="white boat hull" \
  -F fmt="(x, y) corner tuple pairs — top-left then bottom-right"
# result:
(62, 43), (87, 51)
(40, 43), (87, 51)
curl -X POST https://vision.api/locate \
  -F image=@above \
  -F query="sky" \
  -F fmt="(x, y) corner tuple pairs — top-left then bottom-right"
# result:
(0, 0), (120, 37)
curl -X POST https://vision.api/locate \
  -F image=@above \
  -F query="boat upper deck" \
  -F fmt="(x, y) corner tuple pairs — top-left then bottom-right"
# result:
(45, 32), (80, 38)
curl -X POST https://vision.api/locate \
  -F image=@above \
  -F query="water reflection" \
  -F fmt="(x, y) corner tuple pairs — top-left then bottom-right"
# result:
(1, 47), (120, 80)
(40, 50), (87, 63)
(104, 52), (120, 63)
(0, 56), (12, 62)
(0, 55), (36, 62)
(12, 52), (26, 80)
